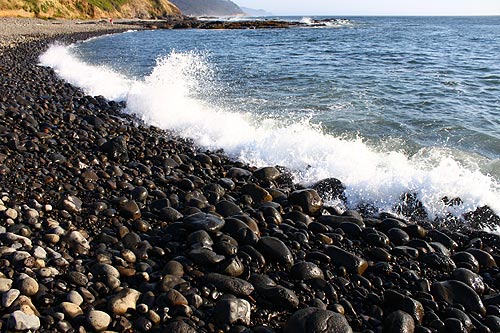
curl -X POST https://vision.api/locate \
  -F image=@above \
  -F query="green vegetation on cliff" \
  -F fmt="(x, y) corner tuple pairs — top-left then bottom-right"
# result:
(0, 0), (181, 18)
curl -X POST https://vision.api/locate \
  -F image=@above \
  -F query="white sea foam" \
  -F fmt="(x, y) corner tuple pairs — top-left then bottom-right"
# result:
(39, 44), (134, 101)
(39, 44), (500, 221)
(300, 17), (314, 25)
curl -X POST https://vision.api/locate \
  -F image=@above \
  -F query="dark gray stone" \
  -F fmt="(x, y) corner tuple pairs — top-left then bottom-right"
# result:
(203, 273), (254, 296)
(257, 236), (294, 269)
(284, 307), (353, 333)
(289, 189), (323, 216)
(324, 245), (368, 275)
(290, 261), (324, 281)
(383, 310), (415, 333)
(183, 212), (225, 232)
(213, 297), (251, 325)
(431, 280), (486, 316)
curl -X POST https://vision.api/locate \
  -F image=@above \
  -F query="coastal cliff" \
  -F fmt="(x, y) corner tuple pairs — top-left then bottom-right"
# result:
(170, 0), (244, 16)
(0, 0), (181, 19)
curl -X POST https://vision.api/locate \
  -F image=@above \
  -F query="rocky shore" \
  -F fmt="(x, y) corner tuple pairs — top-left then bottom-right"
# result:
(1, 20), (500, 333)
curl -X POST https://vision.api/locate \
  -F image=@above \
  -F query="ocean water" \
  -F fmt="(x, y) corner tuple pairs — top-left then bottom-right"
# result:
(39, 16), (500, 223)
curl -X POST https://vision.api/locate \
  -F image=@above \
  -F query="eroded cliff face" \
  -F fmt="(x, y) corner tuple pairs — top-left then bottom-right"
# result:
(0, 0), (181, 19)
(170, 0), (244, 16)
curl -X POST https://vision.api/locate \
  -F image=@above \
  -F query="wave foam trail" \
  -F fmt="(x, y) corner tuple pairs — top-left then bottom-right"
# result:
(40, 44), (500, 221)
(39, 44), (133, 101)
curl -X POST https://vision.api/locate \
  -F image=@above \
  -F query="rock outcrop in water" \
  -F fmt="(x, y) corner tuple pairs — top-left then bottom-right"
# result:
(0, 27), (500, 333)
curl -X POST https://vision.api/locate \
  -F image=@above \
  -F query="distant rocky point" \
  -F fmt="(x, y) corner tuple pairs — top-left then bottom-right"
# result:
(170, 0), (244, 17)
(240, 6), (273, 17)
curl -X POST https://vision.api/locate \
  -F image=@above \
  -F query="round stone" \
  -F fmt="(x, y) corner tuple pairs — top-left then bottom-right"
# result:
(60, 302), (83, 318)
(284, 307), (353, 333)
(18, 276), (39, 296)
(87, 310), (111, 331)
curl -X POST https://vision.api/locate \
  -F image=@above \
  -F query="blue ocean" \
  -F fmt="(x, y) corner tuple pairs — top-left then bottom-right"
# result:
(40, 16), (500, 223)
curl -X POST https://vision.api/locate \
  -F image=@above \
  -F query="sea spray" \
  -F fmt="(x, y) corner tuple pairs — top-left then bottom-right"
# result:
(39, 44), (134, 101)
(39, 43), (500, 222)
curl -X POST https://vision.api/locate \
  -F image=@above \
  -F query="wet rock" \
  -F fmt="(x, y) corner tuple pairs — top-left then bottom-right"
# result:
(466, 248), (497, 269)
(131, 186), (148, 201)
(384, 310), (415, 333)
(101, 135), (129, 162)
(290, 261), (324, 281)
(203, 273), (254, 296)
(384, 289), (424, 323)
(312, 178), (346, 203)
(254, 167), (280, 181)
(214, 296), (251, 325)
(284, 307), (353, 333)
(444, 317), (466, 332)
(109, 288), (141, 315)
(388, 228), (410, 245)
(161, 275), (186, 292)
(188, 247), (225, 265)
(289, 189), (323, 216)
(421, 252), (456, 272)
(442, 307), (473, 332)
(8, 310), (41, 331)
(325, 245), (368, 275)
(431, 280), (486, 316)
(219, 256), (245, 277)
(241, 183), (272, 203)
(164, 260), (185, 277)
(452, 268), (485, 295)
(59, 194), (82, 214)
(257, 236), (294, 269)
(216, 200), (242, 217)
(428, 229), (458, 250)
(251, 274), (299, 310)
(119, 200), (141, 219)
(452, 251), (480, 273)
(183, 212), (225, 232)
(228, 167), (252, 179)
(485, 315), (500, 332)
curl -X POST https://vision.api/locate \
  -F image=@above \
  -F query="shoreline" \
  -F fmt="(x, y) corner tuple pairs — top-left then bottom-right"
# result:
(1, 19), (499, 333)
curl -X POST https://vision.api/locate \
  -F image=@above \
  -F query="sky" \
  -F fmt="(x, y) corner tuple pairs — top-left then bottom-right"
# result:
(235, 0), (500, 16)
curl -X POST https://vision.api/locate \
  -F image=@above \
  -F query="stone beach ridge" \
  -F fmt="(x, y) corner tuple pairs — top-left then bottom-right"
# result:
(1, 19), (500, 333)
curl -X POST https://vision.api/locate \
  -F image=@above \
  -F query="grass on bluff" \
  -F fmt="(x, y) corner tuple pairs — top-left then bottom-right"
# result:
(87, 0), (127, 11)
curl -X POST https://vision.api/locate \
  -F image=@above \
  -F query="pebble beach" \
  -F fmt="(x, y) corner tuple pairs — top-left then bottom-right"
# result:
(0, 18), (500, 333)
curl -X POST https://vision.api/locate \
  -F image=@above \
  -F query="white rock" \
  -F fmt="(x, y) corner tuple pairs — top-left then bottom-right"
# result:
(4, 232), (32, 248)
(2, 288), (20, 307)
(66, 230), (90, 254)
(61, 302), (83, 318)
(5, 208), (18, 220)
(33, 246), (47, 259)
(109, 288), (140, 315)
(0, 277), (13, 292)
(67, 290), (84, 306)
(8, 310), (40, 331)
